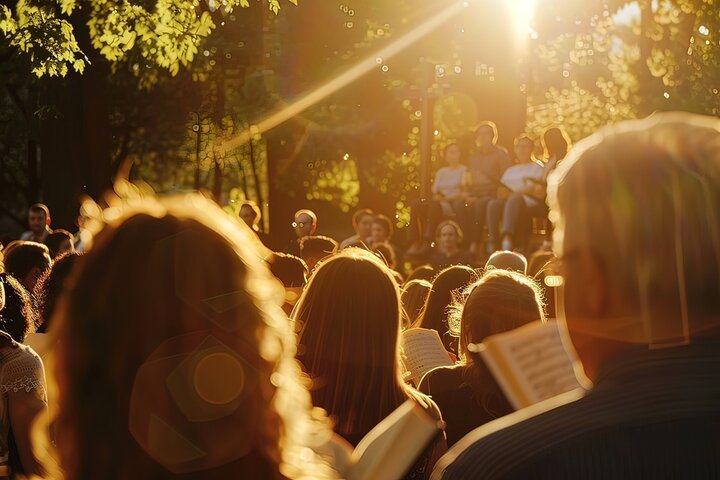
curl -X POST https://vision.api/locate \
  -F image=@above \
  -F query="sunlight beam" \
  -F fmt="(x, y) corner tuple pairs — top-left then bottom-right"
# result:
(218, 1), (469, 153)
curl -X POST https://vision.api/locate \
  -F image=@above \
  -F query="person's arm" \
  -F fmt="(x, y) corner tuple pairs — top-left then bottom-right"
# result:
(8, 391), (47, 477)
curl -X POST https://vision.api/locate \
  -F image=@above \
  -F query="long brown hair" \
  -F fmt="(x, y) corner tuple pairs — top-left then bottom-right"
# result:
(52, 190), (334, 480)
(293, 248), (428, 438)
(454, 270), (545, 406)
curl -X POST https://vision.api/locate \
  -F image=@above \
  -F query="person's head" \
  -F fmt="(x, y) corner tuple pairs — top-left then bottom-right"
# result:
(268, 252), (308, 288)
(542, 126), (571, 161)
(33, 252), (81, 334)
(293, 249), (407, 435)
(513, 134), (535, 163)
(238, 201), (261, 231)
(45, 229), (75, 259)
(372, 242), (397, 271)
(547, 112), (720, 379)
(293, 209), (317, 238)
(371, 214), (394, 244)
(405, 265), (435, 283)
(401, 279), (432, 329)
(485, 250), (528, 275)
(28, 203), (50, 234)
(444, 143), (461, 167)
(0, 273), (36, 343)
(351, 208), (374, 240)
(53, 190), (333, 479)
(299, 235), (338, 271)
(4, 241), (52, 293)
(435, 220), (463, 253)
(417, 265), (479, 337)
(456, 270), (545, 360)
(474, 121), (498, 148)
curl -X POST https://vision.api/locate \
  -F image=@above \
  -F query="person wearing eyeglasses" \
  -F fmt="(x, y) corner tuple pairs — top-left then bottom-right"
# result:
(432, 113), (720, 479)
(283, 209), (318, 256)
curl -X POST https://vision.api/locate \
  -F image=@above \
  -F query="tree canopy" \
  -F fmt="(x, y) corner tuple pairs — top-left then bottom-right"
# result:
(0, 0), (295, 78)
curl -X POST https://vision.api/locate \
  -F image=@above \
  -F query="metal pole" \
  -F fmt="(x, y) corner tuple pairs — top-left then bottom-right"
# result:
(419, 60), (434, 198)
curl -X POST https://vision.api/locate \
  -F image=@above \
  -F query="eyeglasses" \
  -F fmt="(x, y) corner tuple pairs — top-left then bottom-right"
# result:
(292, 221), (307, 228)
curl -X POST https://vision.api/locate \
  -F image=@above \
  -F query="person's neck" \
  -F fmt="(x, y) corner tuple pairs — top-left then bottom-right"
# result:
(442, 245), (459, 256)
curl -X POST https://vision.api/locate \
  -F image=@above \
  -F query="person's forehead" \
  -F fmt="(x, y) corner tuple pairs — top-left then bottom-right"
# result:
(359, 214), (374, 222)
(476, 127), (494, 136)
(295, 213), (312, 222)
(29, 210), (45, 217)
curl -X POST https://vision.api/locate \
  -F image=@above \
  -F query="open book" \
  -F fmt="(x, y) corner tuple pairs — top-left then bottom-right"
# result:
(400, 328), (454, 386)
(331, 400), (442, 480)
(472, 320), (586, 410)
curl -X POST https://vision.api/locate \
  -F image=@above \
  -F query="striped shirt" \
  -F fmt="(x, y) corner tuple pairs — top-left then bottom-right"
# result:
(432, 339), (720, 479)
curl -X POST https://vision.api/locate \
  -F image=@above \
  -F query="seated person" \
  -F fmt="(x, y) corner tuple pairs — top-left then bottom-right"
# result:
(44, 229), (75, 259)
(267, 252), (308, 315)
(457, 122), (511, 249)
(51, 190), (337, 479)
(486, 134), (546, 253)
(419, 270), (545, 446)
(339, 209), (374, 249)
(238, 201), (271, 247)
(294, 249), (447, 478)
(433, 113), (720, 479)
(3, 241), (52, 293)
(284, 209), (318, 256)
(415, 265), (479, 355)
(408, 144), (466, 255)
(299, 235), (338, 271)
(429, 221), (475, 270)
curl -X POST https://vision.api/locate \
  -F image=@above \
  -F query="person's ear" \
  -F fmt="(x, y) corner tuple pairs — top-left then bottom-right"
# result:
(46, 215), (51, 226)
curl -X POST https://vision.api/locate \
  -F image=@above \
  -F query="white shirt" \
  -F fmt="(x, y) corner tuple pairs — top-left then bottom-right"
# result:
(500, 161), (544, 206)
(432, 166), (466, 198)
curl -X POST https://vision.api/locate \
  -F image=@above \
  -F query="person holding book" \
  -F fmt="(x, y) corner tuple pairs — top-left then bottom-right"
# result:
(294, 249), (447, 479)
(418, 269), (545, 446)
(432, 113), (720, 478)
(415, 264), (478, 355)
(485, 134), (547, 253)
(51, 189), (337, 480)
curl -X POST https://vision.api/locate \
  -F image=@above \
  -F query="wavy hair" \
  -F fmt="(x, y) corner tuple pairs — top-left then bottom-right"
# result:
(52, 184), (335, 480)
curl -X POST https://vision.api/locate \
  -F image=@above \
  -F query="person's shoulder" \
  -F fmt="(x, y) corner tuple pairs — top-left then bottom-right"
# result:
(492, 144), (510, 156)
(419, 364), (464, 393)
(432, 388), (585, 479)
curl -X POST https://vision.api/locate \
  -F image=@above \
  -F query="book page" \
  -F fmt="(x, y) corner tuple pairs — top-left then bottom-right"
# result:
(479, 320), (583, 410)
(400, 328), (454, 385)
(347, 400), (440, 480)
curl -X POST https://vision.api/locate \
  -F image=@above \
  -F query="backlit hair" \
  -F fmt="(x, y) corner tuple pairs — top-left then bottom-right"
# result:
(547, 112), (720, 343)
(474, 121), (498, 143)
(351, 208), (374, 228)
(401, 279), (432, 329)
(29, 203), (50, 219)
(454, 270), (545, 359)
(52, 184), (335, 480)
(293, 248), (429, 438)
(416, 265), (479, 353)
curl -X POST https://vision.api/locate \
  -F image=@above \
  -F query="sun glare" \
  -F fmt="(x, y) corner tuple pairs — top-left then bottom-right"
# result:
(510, 0), (537, 40)
(219, 1), (468, 153)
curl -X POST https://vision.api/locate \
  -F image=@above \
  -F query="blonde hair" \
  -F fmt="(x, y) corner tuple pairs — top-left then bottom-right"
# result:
(52, 183), (335, 479)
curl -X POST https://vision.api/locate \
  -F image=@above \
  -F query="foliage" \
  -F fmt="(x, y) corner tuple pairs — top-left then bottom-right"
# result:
(0, 0), (296, 79)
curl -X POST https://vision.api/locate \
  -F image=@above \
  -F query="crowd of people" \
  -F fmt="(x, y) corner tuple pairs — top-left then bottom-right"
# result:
(0, 111), (719, 479)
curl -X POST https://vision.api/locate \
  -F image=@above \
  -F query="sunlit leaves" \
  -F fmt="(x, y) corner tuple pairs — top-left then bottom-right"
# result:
(3, 0), (297, 79)
(1, 1), (89, 77)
